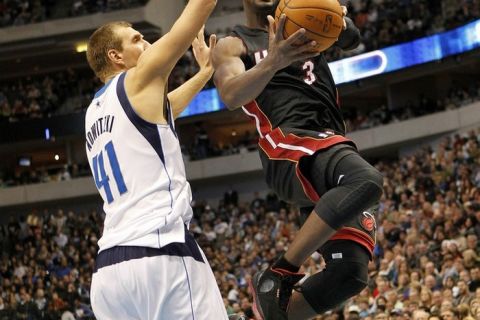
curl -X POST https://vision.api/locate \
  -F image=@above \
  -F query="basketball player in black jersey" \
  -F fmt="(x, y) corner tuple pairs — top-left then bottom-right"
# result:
(213, 1), (384, 319)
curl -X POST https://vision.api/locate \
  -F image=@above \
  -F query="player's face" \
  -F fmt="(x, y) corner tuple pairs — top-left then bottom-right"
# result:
(116, 27), (151, 69)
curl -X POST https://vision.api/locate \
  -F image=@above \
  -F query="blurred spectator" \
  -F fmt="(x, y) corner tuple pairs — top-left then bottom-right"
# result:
(0, 0), (148, 28)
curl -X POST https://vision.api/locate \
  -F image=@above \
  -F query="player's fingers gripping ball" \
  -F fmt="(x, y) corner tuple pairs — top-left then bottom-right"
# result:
(275, 0), (344, 52)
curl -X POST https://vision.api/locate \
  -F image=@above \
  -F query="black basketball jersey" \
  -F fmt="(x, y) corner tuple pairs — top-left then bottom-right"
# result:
(232, 25), (346, 135)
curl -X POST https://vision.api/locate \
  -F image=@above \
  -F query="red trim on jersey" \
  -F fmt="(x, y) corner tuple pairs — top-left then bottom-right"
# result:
(296, 165), (320, 202)
(259, 129), (348, 161)
(330, 227), (375, 256)
(243, 100), (352, 202)
(243, 100), (273, 136)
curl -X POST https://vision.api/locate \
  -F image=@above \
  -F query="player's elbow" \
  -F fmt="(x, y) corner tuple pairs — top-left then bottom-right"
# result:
(220, 91), (242, 111)
(337, 17), (361, 51)
(340, 31), (360, 51)
(214, 78), (242, 111)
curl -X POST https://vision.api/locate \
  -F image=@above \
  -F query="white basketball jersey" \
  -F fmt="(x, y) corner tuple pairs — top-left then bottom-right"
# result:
(85, 72), (193, 252)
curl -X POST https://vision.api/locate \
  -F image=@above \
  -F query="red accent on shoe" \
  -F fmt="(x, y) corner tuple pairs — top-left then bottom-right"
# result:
(270, 267), (304, 277)
(248, 278), (264, 320)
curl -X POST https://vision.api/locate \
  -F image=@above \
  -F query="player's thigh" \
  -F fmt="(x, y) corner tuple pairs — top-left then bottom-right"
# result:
(157, 254), (228, 320)
(91, 262), (143, 320)
(92, 255), (191, 320)
(299, 144), (359, 195)
(260, 151), (313, 208)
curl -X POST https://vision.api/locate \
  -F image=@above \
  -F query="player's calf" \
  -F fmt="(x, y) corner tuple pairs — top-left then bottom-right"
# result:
(300, 241), (369, 314)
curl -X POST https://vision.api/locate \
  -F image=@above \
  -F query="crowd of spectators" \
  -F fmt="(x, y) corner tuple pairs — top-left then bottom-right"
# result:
(0, 127), (479, 319)
(1, 0), (478, 63)
(0, 208), (100, 319)
(0, 163), (91, 188)
(0, 69), (101, 122)
(344, 80), (480, 132)
(3, 0), (477, 44)
(325, 0), (479, 61)
(0, 0), (147, 28)
(0, 53), (206, 123)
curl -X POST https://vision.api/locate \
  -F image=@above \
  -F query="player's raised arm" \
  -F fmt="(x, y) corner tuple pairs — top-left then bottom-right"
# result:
(131, 0), (216, 89)
(169, 28), (217, 119)
(213, 15), (319, 110)
(335, 6), (361, 51)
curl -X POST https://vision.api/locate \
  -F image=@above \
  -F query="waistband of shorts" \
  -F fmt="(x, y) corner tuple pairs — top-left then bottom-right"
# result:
(94, 230), (204, 273)
(279, 127), (346, 138)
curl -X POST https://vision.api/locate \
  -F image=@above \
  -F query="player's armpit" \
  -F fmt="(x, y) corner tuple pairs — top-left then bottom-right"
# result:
(130, 0), (216, 91)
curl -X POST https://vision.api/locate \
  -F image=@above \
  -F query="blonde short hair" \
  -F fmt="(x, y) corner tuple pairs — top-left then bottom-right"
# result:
(86, 21), (132, 82)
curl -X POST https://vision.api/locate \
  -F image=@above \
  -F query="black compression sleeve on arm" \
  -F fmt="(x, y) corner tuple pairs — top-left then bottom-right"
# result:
(335, 17), (361, 51)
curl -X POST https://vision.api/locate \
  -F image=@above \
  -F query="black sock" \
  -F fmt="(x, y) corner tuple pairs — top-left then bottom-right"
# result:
(273, 256), (300, 273)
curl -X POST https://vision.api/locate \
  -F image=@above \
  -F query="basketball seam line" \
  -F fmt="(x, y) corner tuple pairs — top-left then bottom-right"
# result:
(284, 6), (343, 17)
(286, 18), (340, 39)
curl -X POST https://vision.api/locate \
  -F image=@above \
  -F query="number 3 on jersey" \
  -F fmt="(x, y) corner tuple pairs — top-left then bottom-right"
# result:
(92, 141), (127, 204)
(303, 61), (316, 85)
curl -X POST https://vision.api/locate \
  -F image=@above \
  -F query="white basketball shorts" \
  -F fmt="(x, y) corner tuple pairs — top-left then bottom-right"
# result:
(90, 231), (228, 320)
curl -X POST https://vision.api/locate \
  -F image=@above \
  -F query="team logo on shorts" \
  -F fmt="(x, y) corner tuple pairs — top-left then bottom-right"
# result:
(361, 211), (376, 232)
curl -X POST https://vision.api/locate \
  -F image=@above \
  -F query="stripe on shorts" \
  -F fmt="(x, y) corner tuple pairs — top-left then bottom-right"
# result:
(94, 229), (204, 272)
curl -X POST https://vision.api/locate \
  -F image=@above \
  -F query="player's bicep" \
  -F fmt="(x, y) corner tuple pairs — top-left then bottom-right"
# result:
(212, 38), (246, 92)
(214, 57), (245, 87)
(134, 0), (216, 85)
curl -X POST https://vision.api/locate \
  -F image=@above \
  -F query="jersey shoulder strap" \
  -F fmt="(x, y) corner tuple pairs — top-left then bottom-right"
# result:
(231, 25), (269, 70)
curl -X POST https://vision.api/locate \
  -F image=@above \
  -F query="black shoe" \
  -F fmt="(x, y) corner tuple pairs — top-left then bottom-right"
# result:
(250, 267), (304, 320)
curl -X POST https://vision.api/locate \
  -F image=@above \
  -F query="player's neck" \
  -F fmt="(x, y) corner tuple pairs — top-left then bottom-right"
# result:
(104, 71), (122, 83)
(245, 11), (268, 31)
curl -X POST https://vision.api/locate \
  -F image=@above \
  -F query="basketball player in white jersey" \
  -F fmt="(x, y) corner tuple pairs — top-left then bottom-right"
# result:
(84, 1), (229, 319)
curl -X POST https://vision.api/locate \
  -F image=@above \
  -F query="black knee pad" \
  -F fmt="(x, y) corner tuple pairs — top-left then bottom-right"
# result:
(314, 156), (383, 229)
(336, 167), (384, 213)
(300, 241), (369, 314)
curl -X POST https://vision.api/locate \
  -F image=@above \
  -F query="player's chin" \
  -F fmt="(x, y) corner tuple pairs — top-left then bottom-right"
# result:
(255, 0), (277, 9)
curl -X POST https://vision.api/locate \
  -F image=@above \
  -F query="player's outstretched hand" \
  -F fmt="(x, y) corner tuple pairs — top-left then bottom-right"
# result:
(265, 14), (320, 72)
(192, 26), (217, 75)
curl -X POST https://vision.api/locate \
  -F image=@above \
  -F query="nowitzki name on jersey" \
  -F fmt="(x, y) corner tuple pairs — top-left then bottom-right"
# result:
(86, 115), (115, 151)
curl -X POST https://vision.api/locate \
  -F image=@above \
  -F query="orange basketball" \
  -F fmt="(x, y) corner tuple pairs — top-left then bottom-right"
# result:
(275, 0), (344, 52)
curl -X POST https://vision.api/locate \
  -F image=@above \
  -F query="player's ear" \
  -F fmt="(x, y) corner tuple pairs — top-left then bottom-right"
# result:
(107, 49), (124, 67)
